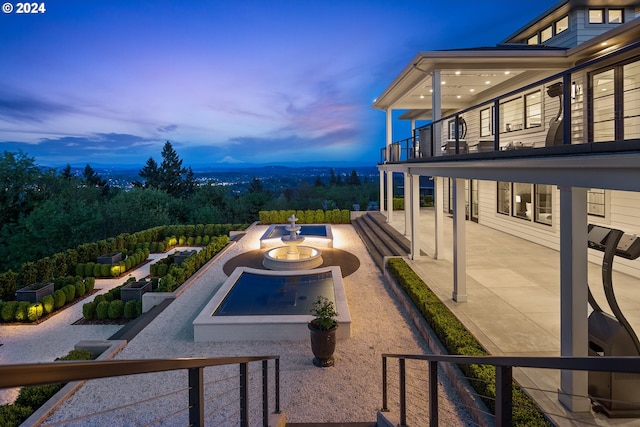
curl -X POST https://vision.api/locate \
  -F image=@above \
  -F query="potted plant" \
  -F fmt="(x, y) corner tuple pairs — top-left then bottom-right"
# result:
(308, 296), (338, 367)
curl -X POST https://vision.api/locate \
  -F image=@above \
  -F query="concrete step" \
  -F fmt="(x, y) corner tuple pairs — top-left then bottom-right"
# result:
(352, 212), (410, 270)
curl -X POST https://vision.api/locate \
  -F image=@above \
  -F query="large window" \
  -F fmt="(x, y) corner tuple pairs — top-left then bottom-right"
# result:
(589, 8), (624, 24)
(608, 9), (624, 23)
(500, 98), (523, 133)
(497, 182), (511, 215)
(587, 189), (606, 217)
(525, 90), (542, 128)
(555, 16), (569, 34)
(526, 15), (568, 44)
(591, 58), (640, 142)
(480, 107), (493, 137)
(540, 26), (553, 43)
(589, 9), (605, 23)
(497, 182), (552, 226)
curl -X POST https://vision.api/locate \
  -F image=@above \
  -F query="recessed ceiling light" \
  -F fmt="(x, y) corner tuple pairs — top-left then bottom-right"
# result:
(485, 80), (491, 85)
(420, 95), (425, 99)
(504, 71), (511, 75)
(601, 42), (608, 46)
(469, 89), (475, 92)
(429, 89), (433, 93)
(441, 81), (446, 85)
(456, 95), (461, 99)
(455, 71), (461, 75)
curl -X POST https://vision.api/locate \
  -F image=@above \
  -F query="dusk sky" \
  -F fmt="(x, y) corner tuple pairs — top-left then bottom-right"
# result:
(1, 0), (559, 169)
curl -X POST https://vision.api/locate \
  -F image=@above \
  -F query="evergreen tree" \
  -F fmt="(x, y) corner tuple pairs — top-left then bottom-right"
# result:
(83, 164), (106, 187)
(248, 177), (264, 193)
(62, 164), (73, 180)
(329, 169), (337, 186)
(137, 157), (161, 189)
(159, 141), (186, 197)
(346, 170), (361, 186)
(314, 176), (325, 187)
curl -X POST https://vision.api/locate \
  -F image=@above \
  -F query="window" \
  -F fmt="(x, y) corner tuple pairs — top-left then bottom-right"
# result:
(480, 107), (493, 137)
(535, 185), (553, 225)
(497, 182), (553, 226)
(497, 182), (510, 215)
(608, 9), (623, 23)
(525, 90), (542, 128)
(527, 34), (538, 45)
(623, 60), (640, 139)
(555, 16), (569, 34)
(500, 97), (523, 133)
(540, 26), (553, 43)
(589, 9), (604, 23)
(592, 68), (615, 142)
(588, 189), (606, 217)
(513, 183), (532, 220)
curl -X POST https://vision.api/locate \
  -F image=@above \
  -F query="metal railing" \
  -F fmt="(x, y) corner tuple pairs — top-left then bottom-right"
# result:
(0, 355), (280, 427)
(382, 353), (640, 427)
(381, 38), (640, 164)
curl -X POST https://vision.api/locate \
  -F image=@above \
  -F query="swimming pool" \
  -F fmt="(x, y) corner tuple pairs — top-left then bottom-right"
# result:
(193, 266), (350, 342)
(259, 224), (333, 248)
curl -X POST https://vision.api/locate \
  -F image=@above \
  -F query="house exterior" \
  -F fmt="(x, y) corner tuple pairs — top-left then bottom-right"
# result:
(374, 0), (640, 414)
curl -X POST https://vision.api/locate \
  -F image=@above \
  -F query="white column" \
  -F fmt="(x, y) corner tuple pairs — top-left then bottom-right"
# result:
(432, 70), (442, 156)
(558, 186), (590, 412)
(404, 173), (410, 236)
(386, 109), (393, 223)
(452, 178), (467, 302)
(379, 171), (385, 214)
(434, 176), (445, 260)
(410, 173), (420, 260)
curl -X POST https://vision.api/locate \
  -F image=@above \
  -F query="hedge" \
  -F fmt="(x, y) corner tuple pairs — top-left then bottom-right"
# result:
(259, 209), (350, 224)
(0, 223), (248, 301)
(387, 258), (552, 427)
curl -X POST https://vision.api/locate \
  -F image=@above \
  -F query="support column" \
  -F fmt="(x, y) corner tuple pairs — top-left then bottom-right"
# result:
(404, 173), (410, 236)
(558, 186), (590, 412)
(434, 177), (444, 260)
(452, 178), (467, 302)
(379, 171), (385, 214)
(432, 70), (442, 156)
(410, 173), (420, 260)
(386, 109), (393, 223)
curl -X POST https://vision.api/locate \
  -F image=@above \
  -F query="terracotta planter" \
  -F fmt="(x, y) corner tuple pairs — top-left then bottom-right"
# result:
(308, 322), (338, 367)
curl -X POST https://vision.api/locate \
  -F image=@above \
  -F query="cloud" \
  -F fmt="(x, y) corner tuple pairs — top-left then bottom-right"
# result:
(157, 124), (178, 133)
(0, 91), (77, 124)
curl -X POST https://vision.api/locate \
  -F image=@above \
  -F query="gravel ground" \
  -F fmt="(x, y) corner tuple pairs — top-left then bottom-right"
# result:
(14, 225), (474, 426)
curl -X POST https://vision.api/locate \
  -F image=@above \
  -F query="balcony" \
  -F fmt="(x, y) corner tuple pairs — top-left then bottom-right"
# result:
(380, 39), (640, 165)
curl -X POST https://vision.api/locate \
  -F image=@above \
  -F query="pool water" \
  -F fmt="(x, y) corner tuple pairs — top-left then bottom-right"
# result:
(265, 225), (328, 238)
(214, 272), (334, 316)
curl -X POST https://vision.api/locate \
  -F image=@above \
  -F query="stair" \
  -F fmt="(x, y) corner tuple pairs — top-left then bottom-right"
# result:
(352, 212), (410, 270)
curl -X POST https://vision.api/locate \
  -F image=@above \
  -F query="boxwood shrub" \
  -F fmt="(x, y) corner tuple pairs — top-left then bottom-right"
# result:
(53, 289), (66, 309)
(387, 258), (552, 427)
(14, 302), (30, 322)
(27, 303), (43, 322)
(41, 295), (54, 314)
(82, 301), (96, 320)
(108, 300), (123, 319)
(1, 301), (17, 322)
(61, 285), (75, 303)
(96, 301), (109, 319)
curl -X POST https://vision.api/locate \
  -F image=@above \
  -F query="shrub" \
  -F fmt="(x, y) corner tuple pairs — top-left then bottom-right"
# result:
(53, 289), (66, 309)
(123, 300), (138, 319)
(41, 294), (55, 314)
(0, 405), (32, 426)
(195, 235), (202, 245)
(75, 281), (86, 298)
(14, 301), (30, 321)
(108, 300), (123, 319)
(179, 236), (186, 245)
(100, 264), (110, 277)
(62, 285), (75, 303)
(1, 301), (18, 322)
(83, 301), (96, 320)
(92, 263), (102, 277)
(187, 236), (195, 245)
(27, 303), (43, 322)
(202, 235), (210, 245)
(96, 301), (109, 319)
(85, 277), (95, 293)
(83, 262), (95, 277)
(15, 383), (62, 409)
(93, 294), (106, 305)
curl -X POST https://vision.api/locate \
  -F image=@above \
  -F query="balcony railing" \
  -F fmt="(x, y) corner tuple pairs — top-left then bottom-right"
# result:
(380, 38), (640, 164)
(0, 355), (280, 427)
(382, 354), (640, 426)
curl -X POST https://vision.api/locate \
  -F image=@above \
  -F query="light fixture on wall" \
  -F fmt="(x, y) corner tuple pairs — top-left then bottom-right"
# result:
(516, 195), (522, 203)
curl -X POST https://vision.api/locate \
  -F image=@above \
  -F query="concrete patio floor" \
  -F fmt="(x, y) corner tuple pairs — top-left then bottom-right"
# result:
(382, 207), (640, 426)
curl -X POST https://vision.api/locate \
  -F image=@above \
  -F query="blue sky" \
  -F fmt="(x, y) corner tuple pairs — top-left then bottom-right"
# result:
(0, 0), (559, 168)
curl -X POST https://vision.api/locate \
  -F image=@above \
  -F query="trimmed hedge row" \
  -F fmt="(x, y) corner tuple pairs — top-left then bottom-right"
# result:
(387, 258), (552, 427)
(0, 277), (95, 324)
(0, 349), (94, 427)
(82, 277), (147, 321)
(0, 223), (248, 301)
(74, 248), (150, 278)
(157, 235), (229, 293)
(259, 209), (350, 225)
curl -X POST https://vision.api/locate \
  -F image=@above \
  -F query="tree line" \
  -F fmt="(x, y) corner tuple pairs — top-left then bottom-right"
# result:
(0, 142), (377, 273)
